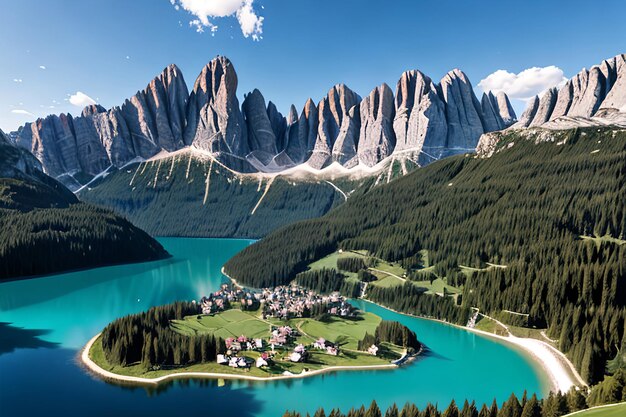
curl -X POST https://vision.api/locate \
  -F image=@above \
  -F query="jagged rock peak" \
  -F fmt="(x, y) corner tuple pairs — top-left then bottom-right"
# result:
(393, 70), (447, 156)
(0, 128), (10, 145)
(285, 98), (318, 165)
(517, 53), (626, 128)
(242, 89), (279, 167)
(395, 70), (434, 114)
(286, 104), (298, 125)
(267, 100), (287, 152)
(481, 92), (505, 132)
(599, 53), (626, 112)
(495, 91), (517, 125)
(121, 62), (189, 156)
(440, 69), (485, 150)
(184, 56), (250, 171)
(567, 66), (606, 117)
(307, 84), (360, 169)
(516, 96), (540, 128)
(358, 83), (396, 166)
(324, 84), (360, 129)
(81, 104), (106, 118)
(529, 87), (558, 127)
(190, 56), (237, 100)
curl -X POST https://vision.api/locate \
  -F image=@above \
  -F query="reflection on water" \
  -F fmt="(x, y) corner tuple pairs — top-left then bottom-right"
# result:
(0, 238), (546, 417)
(0, 322), (58, 355)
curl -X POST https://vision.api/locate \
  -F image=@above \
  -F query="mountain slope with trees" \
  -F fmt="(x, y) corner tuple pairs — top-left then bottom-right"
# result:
(79, 150), (374, 238)
(0, 132), (169, 280)
(224, 126), (626, 384)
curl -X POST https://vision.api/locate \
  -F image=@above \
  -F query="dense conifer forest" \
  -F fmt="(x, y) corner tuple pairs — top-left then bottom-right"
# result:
(101, 302), (223, 367)
(295, 268), (361, 297)
(79, 152), (368, 238)
(358, 320), (421, 352)
(366, 283), (471, 325)
(0, 142), (169, 280)
(280, 388), (598, 417)
(225, 127), (626, 384)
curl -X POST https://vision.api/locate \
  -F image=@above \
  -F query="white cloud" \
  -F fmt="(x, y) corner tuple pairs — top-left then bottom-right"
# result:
(69, 91), (97, 108)
(172, 0), (263, 40)
(478, 66), (567, 101)
(13, 78), (23, 83)
(11, 109), (35, 117)
(237, 0), (263, 40)
(39, 65), (46, 70)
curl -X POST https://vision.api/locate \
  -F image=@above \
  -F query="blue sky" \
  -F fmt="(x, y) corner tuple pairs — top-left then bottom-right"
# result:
(1, 0), (625, 131)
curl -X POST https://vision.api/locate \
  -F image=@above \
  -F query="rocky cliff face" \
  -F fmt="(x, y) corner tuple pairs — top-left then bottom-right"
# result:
(440, 69), (487, 152)
(392, 70), (448, 162)
(184, 57), (252, 172)
(358, 84), (396, 167)
(308, 84), (360, 169)
(13, 56), (519, 187)
(529, 87), (558, 127)
(122, 64), (188, 156)
(515, 53), (626, 128)
(0, 128), (48, 181)
(14, 64), (191, 190)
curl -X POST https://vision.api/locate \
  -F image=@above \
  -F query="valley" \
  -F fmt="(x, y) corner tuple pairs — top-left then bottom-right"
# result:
(0, 4), (625, 412)
(78, 148), (375, 238)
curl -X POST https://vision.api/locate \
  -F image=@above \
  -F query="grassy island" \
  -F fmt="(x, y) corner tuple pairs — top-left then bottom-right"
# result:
(86, 284), (421, 382)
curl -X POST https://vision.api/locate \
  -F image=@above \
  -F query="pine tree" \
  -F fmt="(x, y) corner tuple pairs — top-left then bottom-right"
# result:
(488, 399), (498, 417)
(478, 404), (490, 417)
(366, 400), (382, 417)
(520, 394), (541, 417)
(443, 400), (459, 417)
(385, 403), (399, 417)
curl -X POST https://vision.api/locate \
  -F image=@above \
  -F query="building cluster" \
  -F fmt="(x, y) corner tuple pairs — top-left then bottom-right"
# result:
(199, 284), (258, 314)
(208, 283), (364, 369)
(312, 338), (339, 356)
(258, 285), (357, 320)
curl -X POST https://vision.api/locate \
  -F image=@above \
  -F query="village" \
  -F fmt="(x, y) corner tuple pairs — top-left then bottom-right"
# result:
(197, 283), (379, 371)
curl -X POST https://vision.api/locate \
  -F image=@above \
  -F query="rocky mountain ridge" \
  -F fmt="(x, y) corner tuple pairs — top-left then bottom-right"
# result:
(12, 57), (516, 190)
(514, 53), (626, 129)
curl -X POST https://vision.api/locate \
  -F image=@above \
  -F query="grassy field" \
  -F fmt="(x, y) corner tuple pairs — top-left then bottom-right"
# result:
(564, 403), (626, 417)
(474, 316), (509, 337)
(473, 315), (556, 345)
(304, 248), (466, 300)
(410, 277), (461, 295)
(90, 308), (403, 380)
(369, 275), (404, 288)
(298, 312), (381, 350)
(171, 309), (270, 340)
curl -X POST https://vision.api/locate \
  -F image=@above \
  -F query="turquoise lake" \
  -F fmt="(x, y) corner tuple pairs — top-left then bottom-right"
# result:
(0, 238), (547, 417)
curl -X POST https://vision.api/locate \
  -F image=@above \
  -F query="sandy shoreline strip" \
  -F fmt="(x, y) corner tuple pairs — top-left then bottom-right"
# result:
(356, 300), (587, 393)
(81, 333), (398, 386)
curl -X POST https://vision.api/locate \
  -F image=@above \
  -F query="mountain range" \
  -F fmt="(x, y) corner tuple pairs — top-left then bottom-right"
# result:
(12, 56), (517, 191)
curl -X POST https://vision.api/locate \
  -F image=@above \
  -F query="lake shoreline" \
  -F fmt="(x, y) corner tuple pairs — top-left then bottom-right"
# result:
(80, 333), (410, 386)
(221, 268), (584, 393)
(356, 299), (587, 393)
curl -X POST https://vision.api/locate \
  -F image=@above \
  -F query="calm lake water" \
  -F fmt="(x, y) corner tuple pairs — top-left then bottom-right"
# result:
(0, 238), (547, 417)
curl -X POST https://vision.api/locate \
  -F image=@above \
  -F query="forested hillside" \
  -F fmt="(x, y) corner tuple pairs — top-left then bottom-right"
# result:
(225, 126), (626, 383)
(79, 150), (373, 238)
(0, 138), (169, 280)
